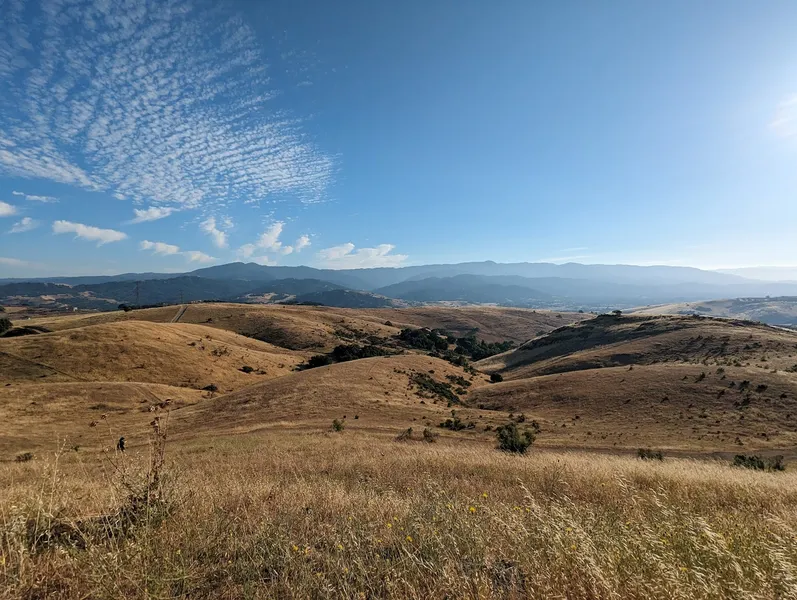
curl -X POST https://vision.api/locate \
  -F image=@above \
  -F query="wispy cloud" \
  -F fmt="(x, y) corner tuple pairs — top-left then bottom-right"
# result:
(316, 243), (408, 269)
(200, 217), (228, 248)
(140, 239), (216, 264)
(140, 240), (180, 255)
(0, 257), (31, 267)
(0, 201), (17, 217)
(771, 94), (797, 138)
(9, 216), (39, 233)
(295, 234), (311, 251)
(52, 220), (127, 245)
(537, 254), (593, 264)
(130, 207), (175, 224)
(182, 250), (216, 264)
(12, 191), (58, 203)
(0, 1), (333, 211)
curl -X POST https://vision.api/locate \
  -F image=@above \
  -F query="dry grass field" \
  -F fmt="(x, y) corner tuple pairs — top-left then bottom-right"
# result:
(2, 431), (797, 599)
(3, 305), (797, 597)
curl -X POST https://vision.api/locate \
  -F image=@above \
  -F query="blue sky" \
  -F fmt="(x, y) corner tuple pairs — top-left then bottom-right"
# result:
(1, 0), (796, 277)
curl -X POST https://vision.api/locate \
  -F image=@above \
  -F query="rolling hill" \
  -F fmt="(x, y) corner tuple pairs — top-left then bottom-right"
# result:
(633, 297), (797, 327)
(469, 314), (797, 452)
(0, 320), (305, 391)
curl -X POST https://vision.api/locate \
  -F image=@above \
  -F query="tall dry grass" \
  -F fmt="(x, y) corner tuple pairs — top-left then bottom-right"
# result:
(2, 430), (797, 599)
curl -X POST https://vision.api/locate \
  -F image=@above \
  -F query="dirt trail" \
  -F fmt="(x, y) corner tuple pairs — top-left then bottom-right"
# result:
(171, 305), (187, 323)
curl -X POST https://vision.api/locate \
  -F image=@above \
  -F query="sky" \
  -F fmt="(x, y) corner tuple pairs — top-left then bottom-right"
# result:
(1, 0), (796, 277)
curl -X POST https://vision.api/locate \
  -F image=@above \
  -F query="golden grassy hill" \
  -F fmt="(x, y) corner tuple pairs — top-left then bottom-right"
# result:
(632, 297), (797, 326)
(0, 320), (304, 391)
(468, 314), (797, 454)
(21, 303), (585, 350)
(467, 364), (797, 453)
(477, 314), (797, 378)
(173, 354), (493, 439)
(0, 382), (205, 455)
(347, 306), (588, 343)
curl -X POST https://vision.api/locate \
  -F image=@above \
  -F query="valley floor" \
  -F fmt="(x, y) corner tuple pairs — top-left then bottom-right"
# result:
(3, 430), (797, 599)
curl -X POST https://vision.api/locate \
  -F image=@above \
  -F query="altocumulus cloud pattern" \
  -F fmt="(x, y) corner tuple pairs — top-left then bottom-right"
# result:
(0, 0), (334, 209)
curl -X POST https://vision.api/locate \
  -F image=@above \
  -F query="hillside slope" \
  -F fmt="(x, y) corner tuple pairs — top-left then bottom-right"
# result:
(477, 314), (797, 379)
(0, 320), (304, 392)
(633, 297), (797, 327)
(172, 354), (492, 437)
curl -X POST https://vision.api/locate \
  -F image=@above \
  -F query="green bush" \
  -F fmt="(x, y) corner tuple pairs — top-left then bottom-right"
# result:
(306, 355), (333, 369)
(733, 454), (785, 472)
(496, 423), (534, 454)
(240, 365), (255, 374)
(0, 317), (11, 335)
(15, 452), (34, 462)
(332, 419), (345, 432)
(490, 373), (504, 383)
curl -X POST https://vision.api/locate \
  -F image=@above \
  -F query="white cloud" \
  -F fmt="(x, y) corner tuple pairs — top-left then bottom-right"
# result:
(238, 243), (257, 259)
(250, 255), (276, 266)
(130, 207), (175, 224)
(183, 250), (217, 264)
(140, 240), (216, 264)
(316, 243), (408, 269)
(9, 217), (39, 233)
(295, 234), (311, 252)
(0, 257), (30, 267)
(200, 217), (228, 248)
(12, 191), (58, 203)
(0, 201), (17, 216)
(140, 240), (180, 255)
(238, 221), (305, 261)
(771, 94), (797, 138)
(257, 222), (285, 252)
(52, 220), (127, 245)
(0, 2), (333, 210)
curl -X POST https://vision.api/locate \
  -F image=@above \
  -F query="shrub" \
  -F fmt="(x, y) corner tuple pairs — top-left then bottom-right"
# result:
(395, 428), (413, 442)
(411, 372), (460, 404)
(332, 419), (345, 432)
(15, 452), (34, 462)
(490, 373), (504, 383)
(496, 423), (534, 454)
(331, 344), (391, 362)
(422, 428), (438, 443)
(306, 355), (333, 369)
(240, 365), (255, 374)
(637, 448), (664, 461)
(398, 328), (449, 351)
(0, 317), (11, 335)
(439, 410), (474, 431)
(733, 454), (785, 472)
(202, 383), (218, 393)
(446, 374), (471, 388)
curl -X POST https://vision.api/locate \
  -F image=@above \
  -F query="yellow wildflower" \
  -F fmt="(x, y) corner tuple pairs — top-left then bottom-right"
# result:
(406, 535), (413, 542)
(469, 506), (477, 513)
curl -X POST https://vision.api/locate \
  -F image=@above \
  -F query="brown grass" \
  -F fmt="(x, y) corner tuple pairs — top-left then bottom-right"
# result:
(0, 320), (304, 391)
(2, 430), (797, 599)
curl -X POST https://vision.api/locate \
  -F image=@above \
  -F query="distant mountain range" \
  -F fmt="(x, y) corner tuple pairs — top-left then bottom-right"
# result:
(2, 261), (797, 311)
